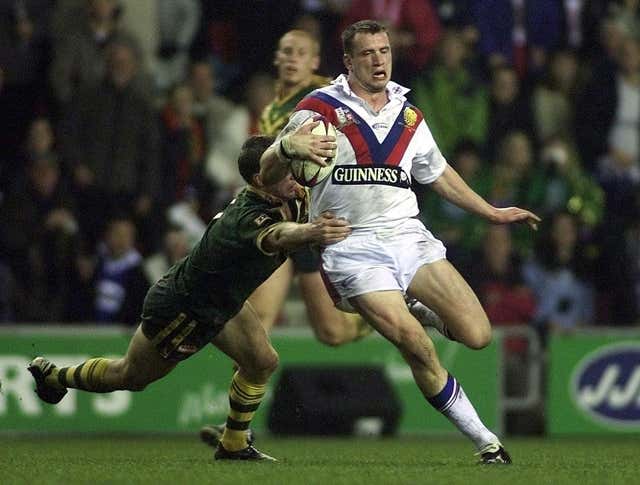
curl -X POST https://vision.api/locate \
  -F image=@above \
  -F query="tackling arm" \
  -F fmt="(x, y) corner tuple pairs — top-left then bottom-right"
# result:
(261, 212), (351, 253)
(430, 164), (540, 229)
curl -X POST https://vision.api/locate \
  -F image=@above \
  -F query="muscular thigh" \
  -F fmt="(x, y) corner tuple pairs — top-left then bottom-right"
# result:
(121, 325), (178, 382)
(408, 259), (490, 334)
(350, 290), (422, 344)
(247, 258), (294, 330)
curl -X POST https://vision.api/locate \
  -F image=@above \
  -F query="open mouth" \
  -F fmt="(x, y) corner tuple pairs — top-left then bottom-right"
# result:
(373, 69), (386, 80)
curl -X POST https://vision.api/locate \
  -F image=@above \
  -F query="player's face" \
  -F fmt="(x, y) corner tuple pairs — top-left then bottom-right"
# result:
(344, 32), (392, 94)
(275, 33), (320, 87)
(267, 172), (302, 200)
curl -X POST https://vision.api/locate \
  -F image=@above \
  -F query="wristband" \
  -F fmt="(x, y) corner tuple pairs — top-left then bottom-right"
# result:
(275, 139), (290, 164)
(279, 136), (296, 161)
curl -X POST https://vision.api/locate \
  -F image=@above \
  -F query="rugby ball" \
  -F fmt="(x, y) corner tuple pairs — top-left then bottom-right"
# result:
(290, 116), (338, 187)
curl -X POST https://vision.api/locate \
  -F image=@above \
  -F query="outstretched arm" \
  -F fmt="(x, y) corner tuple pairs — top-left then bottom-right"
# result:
(262, 212), (351, 253)
(430, 164), (541, 230)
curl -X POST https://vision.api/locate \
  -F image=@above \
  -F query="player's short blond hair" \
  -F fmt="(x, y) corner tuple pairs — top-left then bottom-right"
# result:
(278, 29), (320, 56)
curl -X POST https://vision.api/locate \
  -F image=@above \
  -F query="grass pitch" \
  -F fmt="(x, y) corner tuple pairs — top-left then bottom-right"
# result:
(2, 435), (636, 485)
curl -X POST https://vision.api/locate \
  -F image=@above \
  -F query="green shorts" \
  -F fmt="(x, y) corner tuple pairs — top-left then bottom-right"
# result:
(290, 245), (321, 274)
(140, 282), (226, 362)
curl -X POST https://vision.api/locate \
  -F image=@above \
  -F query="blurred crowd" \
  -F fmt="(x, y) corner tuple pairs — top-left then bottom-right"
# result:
(0, 0), (639, 339)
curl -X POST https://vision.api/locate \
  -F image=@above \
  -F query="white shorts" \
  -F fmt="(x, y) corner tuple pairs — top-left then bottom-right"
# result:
(320, 218), (446, 311)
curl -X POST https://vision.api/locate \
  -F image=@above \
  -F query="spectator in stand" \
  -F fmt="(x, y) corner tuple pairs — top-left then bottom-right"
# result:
(433, 0), (480, 57)
(339, 0), (442, 84)
(188, 61), (235, 161)
(535, 135), (604, 228)
(594, 10), (635, 69)
(417, 140), (491, 269)
(75, 216), (148, 325)
(411, 29), (488, 158)
(489, 131), (542, 207)
(2, 116), (57, 193)
(489, 131), (544, 254)
(576, 22), (640, 172)
(609, 0), (640, 39)
(64, 37), (160, 252)
(205, 72), (275, 198)
(118, 0), (159, 77)
(0, 156), (79, 322)
(166, 184), (208, 248)
(576, 33), (640, 324)
(143, 226), (190, 285)
(154, 0), (201, 92)
(50, 0), (144, 107)
(523, 212), (595, 336)
(578, 0), (615, 60)
(470, 0), (564, 79)
(470, 225), (536, 333)
(160, 83), (206, 206)
(486, 65), (535, 159)
(434, 0), (475, 29)
(194, 0), (300, 96)
(532, 48), (579, 143)
(0, 0), (51, 89)
(24, 117), (57, 166)
(0, 0), (52, 176)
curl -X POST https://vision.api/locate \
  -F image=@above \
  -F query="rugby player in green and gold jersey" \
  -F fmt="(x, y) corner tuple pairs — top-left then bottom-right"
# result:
(27, 131), (344, 462)
(200, 28), (372, 450)
(259, 30), (330, 136)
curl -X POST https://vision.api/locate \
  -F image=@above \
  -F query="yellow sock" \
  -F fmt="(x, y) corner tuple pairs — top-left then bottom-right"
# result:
(221, 372), (266, 451)
(55, 358), (111, 392)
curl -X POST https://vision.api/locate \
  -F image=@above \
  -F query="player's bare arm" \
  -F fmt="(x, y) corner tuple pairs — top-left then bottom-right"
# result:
(262, 211), (351, 253)
(430, 164), (541, 230)
(260, 121), (337, 185)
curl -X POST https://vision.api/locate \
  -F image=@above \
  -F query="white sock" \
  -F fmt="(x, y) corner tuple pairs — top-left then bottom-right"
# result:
(428, 374), (498, 450)
(407, 300), (455, 341)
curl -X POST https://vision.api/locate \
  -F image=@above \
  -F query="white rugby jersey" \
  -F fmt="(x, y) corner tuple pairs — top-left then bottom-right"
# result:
(278, 74), (447, 231)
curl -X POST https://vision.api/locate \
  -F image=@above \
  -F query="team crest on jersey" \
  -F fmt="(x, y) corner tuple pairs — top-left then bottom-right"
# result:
(402, 107), (418, 129)
(254, 214), (271, 226)
(335, 107), (358, 129)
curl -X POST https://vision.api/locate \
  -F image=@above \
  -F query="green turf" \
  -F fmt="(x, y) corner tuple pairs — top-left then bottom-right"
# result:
(1, 435), (636, 485)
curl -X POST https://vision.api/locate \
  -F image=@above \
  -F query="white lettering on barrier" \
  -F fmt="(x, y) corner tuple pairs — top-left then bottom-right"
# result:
(0, 356), (41, 415)
(580, 365), (640, 409)
(177, 382), (229, 426)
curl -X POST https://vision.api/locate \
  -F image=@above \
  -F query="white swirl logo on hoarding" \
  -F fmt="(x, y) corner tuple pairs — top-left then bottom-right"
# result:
(571, 343), (640, 428)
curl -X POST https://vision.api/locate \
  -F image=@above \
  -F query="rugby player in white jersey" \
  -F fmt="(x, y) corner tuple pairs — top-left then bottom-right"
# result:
(261, 19), (541, 464)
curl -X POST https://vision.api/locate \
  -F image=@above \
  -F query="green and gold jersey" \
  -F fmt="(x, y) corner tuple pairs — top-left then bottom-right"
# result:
(167, 186), (309, 323)
(259, 75), (331, 135)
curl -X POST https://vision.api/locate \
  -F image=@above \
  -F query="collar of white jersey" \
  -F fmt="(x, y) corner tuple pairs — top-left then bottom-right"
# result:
(331, 74), (409, 102)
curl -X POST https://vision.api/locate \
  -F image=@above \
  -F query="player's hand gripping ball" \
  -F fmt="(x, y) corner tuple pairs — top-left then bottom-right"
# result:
(290, 116), (338, 187)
